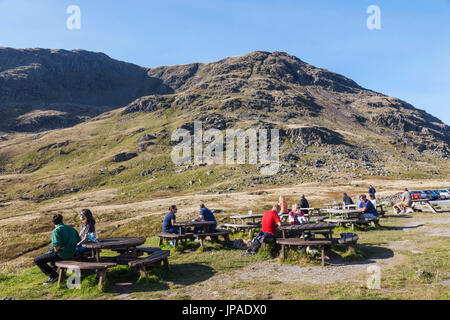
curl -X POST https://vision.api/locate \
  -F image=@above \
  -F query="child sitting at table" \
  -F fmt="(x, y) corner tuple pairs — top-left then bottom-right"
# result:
(288, 204), (305, 225)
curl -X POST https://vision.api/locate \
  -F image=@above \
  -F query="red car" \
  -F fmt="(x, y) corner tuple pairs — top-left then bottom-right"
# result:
(393, 191), (429, 200)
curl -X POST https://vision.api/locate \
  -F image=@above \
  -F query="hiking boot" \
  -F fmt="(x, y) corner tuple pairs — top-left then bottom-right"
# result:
(43, 277), (58, 285)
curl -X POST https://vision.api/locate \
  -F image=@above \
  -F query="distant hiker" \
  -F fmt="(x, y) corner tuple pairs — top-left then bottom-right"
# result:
(194, 204), (217, 233)
(343, 193), (354, 206)
(369, 185), (376, 199)
(75, 209), (97, 253)
(299, 194), (309, 216)
(394, 188), (412, 214)
(34, 214), (80, 284)
(162, 205), (179, 234)
(279, 196), (289, 215)
(357, 195), (378, 219)
(244, 204), (281, 255)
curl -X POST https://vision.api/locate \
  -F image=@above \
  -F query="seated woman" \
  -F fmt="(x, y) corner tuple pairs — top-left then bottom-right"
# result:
(76, 209), (97, 254)
(162, 205), (179, 234)
(288, 203), (305, 225)
(278, 196), (289, 215)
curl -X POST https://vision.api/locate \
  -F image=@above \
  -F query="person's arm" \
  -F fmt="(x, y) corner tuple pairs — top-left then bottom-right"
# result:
(274, 213), (282, 227)
(77, 234), (87, 246)
(51, 227), (63, 253)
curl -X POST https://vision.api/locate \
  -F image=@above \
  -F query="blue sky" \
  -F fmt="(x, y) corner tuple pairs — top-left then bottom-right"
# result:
(0, 0), (449, 124)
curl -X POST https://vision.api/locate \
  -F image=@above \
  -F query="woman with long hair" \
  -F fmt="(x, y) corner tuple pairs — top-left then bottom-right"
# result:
(76, 209), (97, 253)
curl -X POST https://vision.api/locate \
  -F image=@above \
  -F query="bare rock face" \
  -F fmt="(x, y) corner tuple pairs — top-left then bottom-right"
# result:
(281, 127), (344, 147)
(0, 48), (170, 131)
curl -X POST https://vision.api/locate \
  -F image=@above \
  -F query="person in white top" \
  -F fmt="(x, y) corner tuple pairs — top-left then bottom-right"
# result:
(368, 194), (377, 208)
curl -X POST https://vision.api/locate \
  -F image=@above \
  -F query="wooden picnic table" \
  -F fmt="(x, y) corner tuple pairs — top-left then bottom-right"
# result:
(229, 214), (263, 225)
(279, 222), (336, 239)
(82, 237), (146, 262)
(173, 220), (215, 235)
(325, 209), (361, 217)
(411, 199), (438, 213)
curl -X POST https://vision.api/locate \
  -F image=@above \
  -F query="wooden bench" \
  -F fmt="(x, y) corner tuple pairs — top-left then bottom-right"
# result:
(324, 217), (379, 230)
(55, 260), (117, 290)
(112, 246), (161, 256)
(157, 232), (194, 246)
(193, 229), (230, 247)
(276, 238), (333, 266)
(128, 250), (170, 277)
(311, 230), (333, 238)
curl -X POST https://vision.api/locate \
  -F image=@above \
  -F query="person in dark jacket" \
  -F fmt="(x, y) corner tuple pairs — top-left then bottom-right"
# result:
(343, 193), (354, 206)
(194, 204), (217, 233)
(299, 194), (309, 215)
(369, 185), (376, 199)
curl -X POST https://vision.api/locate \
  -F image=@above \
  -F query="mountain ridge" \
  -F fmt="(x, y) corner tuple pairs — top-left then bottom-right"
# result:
(0, 48), (448, 158)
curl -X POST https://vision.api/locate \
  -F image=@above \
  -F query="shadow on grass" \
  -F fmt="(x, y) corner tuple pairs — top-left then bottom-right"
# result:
(328, 243), (394, 266)
(380, 224), (424, 231)
(383, 215), (413, 219)
(163, 262), (215, 286)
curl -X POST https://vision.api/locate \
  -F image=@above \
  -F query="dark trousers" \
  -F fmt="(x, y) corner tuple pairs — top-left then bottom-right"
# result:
(247, 231), (276, 253)
(194, 224), (216, 234)
(164, 227), (180, 234)
(34, 252), (62, 278)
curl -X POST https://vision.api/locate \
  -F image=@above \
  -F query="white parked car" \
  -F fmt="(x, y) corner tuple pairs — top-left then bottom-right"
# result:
(437, 189), (450, 199)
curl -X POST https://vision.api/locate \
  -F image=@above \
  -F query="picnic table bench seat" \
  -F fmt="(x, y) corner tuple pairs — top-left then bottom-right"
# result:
(55, 260), (117, 290)
(193, 229), (230, 247)
(276, 238), (333, 266)
(218, 222), (262, 237)
(157, 232), (194, 246)
(128, 250), (170, 277)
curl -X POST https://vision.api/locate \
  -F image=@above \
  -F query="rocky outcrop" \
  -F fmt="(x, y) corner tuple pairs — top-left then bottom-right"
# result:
(11, 110), (81, 132)
(113, 152), (137, 162)
(281, 126), (344, 146)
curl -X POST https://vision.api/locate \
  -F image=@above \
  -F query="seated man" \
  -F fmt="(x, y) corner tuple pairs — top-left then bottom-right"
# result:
(343, 193), (354, 206)
(34, 214), (81, 285)
(245, 204), (281, 255)
(194, 204), (217, 233)
(394, 188), (412, 214)
(357, 195), (378, 219)
(162, 205), (179, 234)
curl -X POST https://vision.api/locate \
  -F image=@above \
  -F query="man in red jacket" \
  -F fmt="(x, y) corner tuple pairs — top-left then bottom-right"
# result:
(244, 204), (281, 255)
